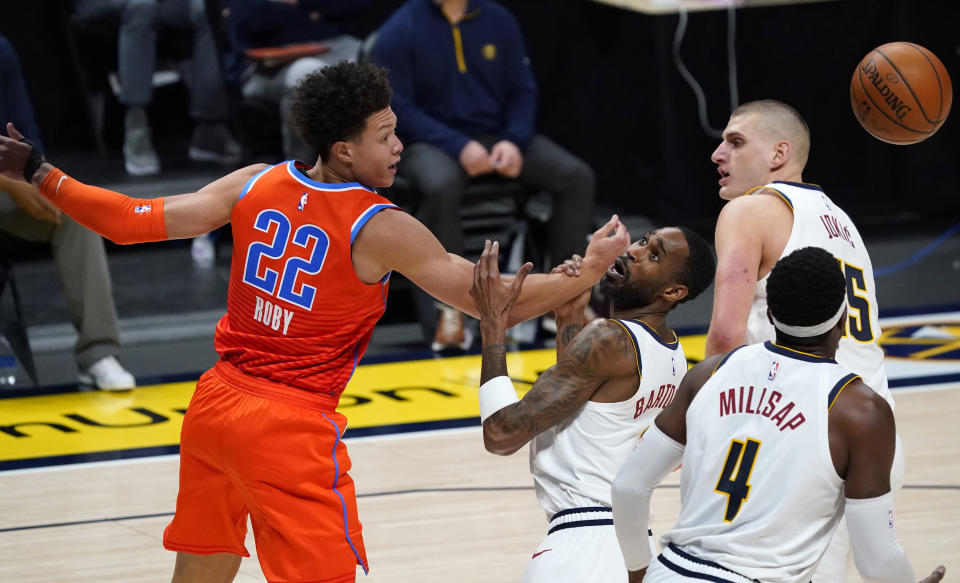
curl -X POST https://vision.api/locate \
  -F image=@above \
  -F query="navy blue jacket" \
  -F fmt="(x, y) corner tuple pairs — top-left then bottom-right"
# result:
(224, 0), (371, 85)
(0, 35), (43, 151)
(372, 0), (538, 159)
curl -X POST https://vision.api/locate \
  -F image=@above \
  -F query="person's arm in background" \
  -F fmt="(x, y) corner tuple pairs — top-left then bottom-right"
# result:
(0, 175), (59, 224)
(704, 197), (766, 356)
(487, 9), (535, 179)
(371, 11), (477, 162)
(0, 35), (43, 152)
(495, 9), (536, 152)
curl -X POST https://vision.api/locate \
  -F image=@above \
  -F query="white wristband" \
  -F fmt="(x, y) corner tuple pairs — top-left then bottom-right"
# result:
(479, 376), (520, 422)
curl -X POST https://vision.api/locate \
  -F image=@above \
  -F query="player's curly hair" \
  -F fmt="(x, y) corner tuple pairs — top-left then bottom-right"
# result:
(767, 246), (846, 335)
(290, 61), (393, 162)
(675, 227), (715, 306)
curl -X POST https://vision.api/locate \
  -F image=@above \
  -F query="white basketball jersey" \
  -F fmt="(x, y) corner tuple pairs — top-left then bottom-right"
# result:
(530, 319), (686, 517)
(660, 342), (857, 583)
(745, 181), (890, 406)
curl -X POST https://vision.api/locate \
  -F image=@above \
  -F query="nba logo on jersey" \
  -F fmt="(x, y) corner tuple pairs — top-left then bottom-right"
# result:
(134, 204), (152, 214)
(768, 360), (780, 381)
(298, 193), (308, 211)
(820, 194), (832, 210)
(671, 356), (676, 375)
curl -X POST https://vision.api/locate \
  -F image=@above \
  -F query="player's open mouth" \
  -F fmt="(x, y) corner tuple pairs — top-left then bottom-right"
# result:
(606, 257), (626, 281)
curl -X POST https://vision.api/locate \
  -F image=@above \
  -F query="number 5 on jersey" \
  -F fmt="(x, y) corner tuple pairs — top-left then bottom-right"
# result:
(242, 209), (330, 310)
(714, 438), (761, 522)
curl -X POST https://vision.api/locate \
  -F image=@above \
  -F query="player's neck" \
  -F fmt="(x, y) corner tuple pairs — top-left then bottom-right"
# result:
(309, 161), (352, 185)
(775, 339), (836, 359)
(611, 307), (673, 342)
(439, 0), (469, 22)
(768, 168), (803, 185)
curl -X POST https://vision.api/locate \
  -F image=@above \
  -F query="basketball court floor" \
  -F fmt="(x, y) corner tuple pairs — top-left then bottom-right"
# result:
(1, 165), (959, 581)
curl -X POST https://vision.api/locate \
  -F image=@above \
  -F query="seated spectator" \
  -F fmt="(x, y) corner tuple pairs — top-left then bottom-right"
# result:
(372, 0), (596, 351)
(0, 34), (135, 390)
(224, 0), (373, 163)
(73, 0), (241, 175)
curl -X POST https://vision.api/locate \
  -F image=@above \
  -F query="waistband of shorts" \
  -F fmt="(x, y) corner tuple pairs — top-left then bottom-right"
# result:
(657, 543), (758, 583)
(213, 360), (340, 413)
(547, 506), (614, 535)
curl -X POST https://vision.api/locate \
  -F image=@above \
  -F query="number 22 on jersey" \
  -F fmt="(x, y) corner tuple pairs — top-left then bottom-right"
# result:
(242, 209), (330, 311)
(714, 438), (761, 522)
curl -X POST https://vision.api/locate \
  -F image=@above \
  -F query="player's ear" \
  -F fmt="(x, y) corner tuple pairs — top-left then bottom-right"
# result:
(663, 283), (688, 304)
(770, 140), (790, 170)
(331, 140), (352, 164)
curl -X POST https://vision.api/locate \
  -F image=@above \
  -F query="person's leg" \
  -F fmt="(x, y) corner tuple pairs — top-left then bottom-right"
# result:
(171, 553), (242, 583)
(117, 0), (162, 174)
(401, 142), (469, 254)
(399, 142), (471, 350)
(0, 199), (131, 388)
(164, 370), (252, 575)
(516, 134), (595, 265)
(157, 0), (239, 163)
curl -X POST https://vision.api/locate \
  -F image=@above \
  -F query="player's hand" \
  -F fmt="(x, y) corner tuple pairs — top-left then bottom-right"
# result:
(551, 254), (584, 277)
(627, 567), (647, 583)
(459, 140), (495, 177)
(550, 255), (590, 322)
(470, 240), (533, 334)
(0, 123), (34, 183)
(919, 566), (946, 583)
(582, 214), (630, 278)
(3, 180), (60, 223)
(490, 140), (523, 178)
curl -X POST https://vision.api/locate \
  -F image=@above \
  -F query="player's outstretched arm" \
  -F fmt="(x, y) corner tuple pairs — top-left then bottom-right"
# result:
(353, 210), (629, 326)
(832, 381), (944, 583)
(471, 242), (637, 455)
(0, 122), (261, 243)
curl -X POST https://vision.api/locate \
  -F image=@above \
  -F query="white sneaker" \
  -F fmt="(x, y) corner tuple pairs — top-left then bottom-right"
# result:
(79, 356), (136, 391)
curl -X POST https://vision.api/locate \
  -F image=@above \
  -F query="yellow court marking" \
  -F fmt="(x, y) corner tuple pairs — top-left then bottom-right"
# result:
(0, 334), (696, 464)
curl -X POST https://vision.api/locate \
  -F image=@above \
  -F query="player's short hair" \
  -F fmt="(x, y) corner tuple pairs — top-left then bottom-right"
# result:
(767, 246), (846, 335)
(290, 61), (393, 163)
(731, 99), (810, 169)
(675, 227), (715, 305)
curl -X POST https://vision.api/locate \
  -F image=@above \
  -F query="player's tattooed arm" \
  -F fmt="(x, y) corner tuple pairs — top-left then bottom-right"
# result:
(483, 320), (634, 455)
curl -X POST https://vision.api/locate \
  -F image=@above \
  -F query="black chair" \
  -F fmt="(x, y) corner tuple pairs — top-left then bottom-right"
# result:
(0, 253), (38, 386)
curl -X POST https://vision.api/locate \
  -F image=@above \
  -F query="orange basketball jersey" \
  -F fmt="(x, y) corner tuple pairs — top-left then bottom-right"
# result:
(215, 161), (399, 397)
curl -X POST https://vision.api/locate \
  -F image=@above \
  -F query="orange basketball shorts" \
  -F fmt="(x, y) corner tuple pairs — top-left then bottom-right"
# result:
(163, 361), (368, 582)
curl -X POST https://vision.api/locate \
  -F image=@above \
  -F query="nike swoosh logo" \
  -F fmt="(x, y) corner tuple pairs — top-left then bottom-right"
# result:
(531, 549), (552, 559)
(56, 175), (68, 196)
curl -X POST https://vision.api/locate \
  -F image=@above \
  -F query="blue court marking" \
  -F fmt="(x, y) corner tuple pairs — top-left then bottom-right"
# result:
(874, 221), (960, 277)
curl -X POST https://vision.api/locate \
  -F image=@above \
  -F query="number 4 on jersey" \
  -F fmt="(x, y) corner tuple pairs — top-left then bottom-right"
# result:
(714, 438), (761, 522)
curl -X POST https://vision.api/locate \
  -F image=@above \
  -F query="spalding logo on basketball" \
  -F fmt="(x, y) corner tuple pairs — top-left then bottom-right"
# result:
(850, 41), (952, 145)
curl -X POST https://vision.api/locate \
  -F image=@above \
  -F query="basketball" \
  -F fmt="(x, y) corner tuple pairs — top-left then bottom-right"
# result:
(850, 41), (952, 144)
